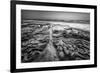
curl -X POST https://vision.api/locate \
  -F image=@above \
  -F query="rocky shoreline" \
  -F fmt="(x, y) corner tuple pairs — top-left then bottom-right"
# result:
(21, 20), (90, 63)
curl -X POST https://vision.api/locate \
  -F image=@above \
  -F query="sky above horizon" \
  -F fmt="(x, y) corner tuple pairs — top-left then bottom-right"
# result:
(21, 10), (90, 21)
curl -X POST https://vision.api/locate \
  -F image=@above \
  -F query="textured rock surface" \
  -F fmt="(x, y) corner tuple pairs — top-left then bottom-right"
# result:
(21, 20), (90, 63)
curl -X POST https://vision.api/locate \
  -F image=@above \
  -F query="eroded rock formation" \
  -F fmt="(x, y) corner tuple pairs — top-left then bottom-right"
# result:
(21, 20), (90, 63)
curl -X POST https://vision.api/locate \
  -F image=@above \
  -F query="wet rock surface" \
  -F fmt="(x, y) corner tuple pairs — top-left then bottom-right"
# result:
(21, 20), (90, 63)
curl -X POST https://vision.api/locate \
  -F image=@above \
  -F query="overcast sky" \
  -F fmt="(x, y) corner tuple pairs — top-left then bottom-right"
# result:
(21, 10), (90, 21)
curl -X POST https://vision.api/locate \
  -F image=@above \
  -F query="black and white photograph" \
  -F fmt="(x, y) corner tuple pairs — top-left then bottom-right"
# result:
(11, 1), (97, 72)
(21, 10), (90, 63)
